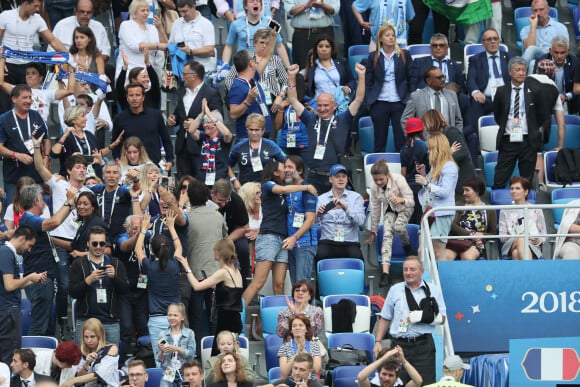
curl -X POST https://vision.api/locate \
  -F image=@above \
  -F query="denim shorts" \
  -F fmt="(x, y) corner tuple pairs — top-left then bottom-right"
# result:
(255, 234), (288, 263)
(431, 215), (454, 243)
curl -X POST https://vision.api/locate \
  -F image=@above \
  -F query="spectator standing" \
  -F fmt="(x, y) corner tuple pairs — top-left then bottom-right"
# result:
(352, 0), (414, 50)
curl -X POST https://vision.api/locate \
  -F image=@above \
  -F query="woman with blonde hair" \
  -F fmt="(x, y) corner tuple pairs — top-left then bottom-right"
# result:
(422, 109), (475, 200)
(238, 182), (262, 251)
(63, 318), (119, 387)
(138, 162), (162, 216)
(364, 24), (413, 153)
(119, 136), (152, 183)
(415, 134), (458, 260)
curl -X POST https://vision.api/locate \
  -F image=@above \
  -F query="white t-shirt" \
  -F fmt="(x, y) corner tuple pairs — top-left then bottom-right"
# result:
(31, 88), (57, 123)
(169, 15), (216, 71)
(47, 175), (89, 239)
(0, 8), (48, 64)
(49, 16), (111, 58)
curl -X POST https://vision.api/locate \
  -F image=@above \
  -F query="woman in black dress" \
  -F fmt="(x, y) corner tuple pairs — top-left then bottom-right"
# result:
(69, 191), (110, 259)
(177, 239), (243, 355)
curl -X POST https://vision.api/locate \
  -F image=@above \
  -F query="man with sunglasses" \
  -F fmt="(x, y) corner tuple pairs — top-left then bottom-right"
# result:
(401, 66), (463, 131)
(69, 225), (129, 346)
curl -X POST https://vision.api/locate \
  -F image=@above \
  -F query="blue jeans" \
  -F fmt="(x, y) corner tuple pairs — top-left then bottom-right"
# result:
(119, 290), (149, 363)
(289, 245), (317, 285)
(55, 246), (71, 321)
(75, 320), (120, 348)
(25, 279), (55, 335)
(148, 316), (169, 367)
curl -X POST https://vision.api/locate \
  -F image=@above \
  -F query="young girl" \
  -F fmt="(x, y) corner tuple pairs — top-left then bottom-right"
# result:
(177, 239), (244, 356)
(400, 117), (429, 224)
(204, 330), (255, 384)
(157, 303), (196, 387)
(365, 159), (415, 288)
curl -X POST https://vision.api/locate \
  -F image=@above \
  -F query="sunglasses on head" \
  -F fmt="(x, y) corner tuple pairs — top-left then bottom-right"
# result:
(91, 241), (106, 247)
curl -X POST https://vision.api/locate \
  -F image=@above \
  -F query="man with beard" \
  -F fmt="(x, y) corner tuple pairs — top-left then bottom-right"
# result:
(283, 155), (317, 284)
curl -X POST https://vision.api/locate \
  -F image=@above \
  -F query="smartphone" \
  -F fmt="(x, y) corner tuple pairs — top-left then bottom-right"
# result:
(154, 8), (161, 17)
(120, 376), (129, 385)
(159, 339), (167, 346)
(177, 42), (185, 48)
(249, 79), (256, 89)
(160, 176), (169, 189)
(322, 201), (337, 214)
(96, 265), (106, 271)
(84, 155), (94, 164)
(268, 19), (281, 33)
(181, 383), (191, 387)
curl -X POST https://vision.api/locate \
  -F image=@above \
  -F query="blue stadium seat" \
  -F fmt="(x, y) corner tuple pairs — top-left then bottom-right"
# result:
(490, 188), (537, 205)
(317, 259), (365, 298)
(545, 115), (580, 151)
(376, 224), (420, 275)
(574, 6), (580, 40)
(569, 0), (580, 11)
(462, 354), (509, 387)
(145, 368), (163, 387)
(407, 44), (432, 59)
(268, 367), (281, 382)
(363, 153), (401, 193)
(265, 333), (284, 370)
(478, 115), (499, 155)
(323, 295), (371, 334)
(22, 336), (58, 349)
(260, 295), (288, 337)
(483, 152), (519, 190)
(357, 117), (396, 157)
(514, 7), (558, 51)
(464, 44), (508, 74)
(332, 365), (366, 387)
(348, 45), (369, 79)
(327, 332), (375, 362)
(544, 150), (580, 189)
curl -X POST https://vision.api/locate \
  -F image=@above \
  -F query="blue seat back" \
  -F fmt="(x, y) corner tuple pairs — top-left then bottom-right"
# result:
(22, 336), (58, 349)
(546, 115), (580, 151)
(268, 367), (281, 382)
(407, 44), (431, 58)
(333, 365), (366, 387)
(327, 333), (375, 362)
(574, 6), (580, 39)
(490, 189), (537, 205)
(462, 354), (509, 387)
(21, 298), (31, 336)
(552, 188), (580, 226)
(265, 334), (284, 370)
(483, 152), (519, 189)
(145, 368), (163, 387)
(359, 117), (374, 157)
(348, 45), (368, 78)
(317, 259), (365, 297)
(260, 295), (288, 337)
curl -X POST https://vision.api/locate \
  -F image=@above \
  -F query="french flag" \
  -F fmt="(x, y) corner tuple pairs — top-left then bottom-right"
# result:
(522, 348), (580, 381)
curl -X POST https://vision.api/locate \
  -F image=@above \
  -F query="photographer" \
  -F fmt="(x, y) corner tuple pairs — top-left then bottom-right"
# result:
(373, 256), (447, 385)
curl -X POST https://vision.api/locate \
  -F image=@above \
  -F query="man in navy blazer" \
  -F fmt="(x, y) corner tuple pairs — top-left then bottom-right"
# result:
(409, 33), (465, 93)
(533, 36), (579, 115)
(167, 61), (223, 180)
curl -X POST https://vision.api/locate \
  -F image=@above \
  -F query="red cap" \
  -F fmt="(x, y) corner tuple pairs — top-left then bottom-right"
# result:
(406, 117), (424, 135)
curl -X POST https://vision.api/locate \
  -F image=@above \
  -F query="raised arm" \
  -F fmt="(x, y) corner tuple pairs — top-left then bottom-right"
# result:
(348, 63), (366, 116)
(176, 256), (227, 291)
(163, 210), (182, 257)
(32, 133), (53, 182)
(135, 215), (151, 263)
(286, 64), (305, 116)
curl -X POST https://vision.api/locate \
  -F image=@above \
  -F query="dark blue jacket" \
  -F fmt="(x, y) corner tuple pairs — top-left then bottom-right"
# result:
(410, 55), (465, 92)
(364, 49), (413, 106)
(305, 57), (356, 98)
(467, 50), (514, 96)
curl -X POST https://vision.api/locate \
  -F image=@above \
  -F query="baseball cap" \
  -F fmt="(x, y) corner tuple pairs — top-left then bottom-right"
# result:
(536, 59), (555, 79)
(406, 117), (424, 135)
(443, 355), (471, 371)
(329, 164), (348, 176)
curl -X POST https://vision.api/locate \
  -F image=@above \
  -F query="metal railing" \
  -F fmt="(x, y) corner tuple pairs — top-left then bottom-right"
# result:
(419, 201), (580, 358)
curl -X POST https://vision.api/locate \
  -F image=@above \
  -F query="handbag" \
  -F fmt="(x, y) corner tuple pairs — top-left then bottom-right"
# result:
(161, 54), (179, 93)
(326, 344), (371, 370)
(445, 239), (474, 253)
(422, 205), (435, 227)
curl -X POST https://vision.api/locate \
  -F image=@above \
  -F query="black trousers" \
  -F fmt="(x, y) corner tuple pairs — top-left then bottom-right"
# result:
(492, 135), (537, 189)
(391, 334), (436, 384)
(408, 0), (450, 45)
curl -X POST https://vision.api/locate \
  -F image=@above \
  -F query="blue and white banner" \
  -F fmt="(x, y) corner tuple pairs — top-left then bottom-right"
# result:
(2, 46), (70, 65)
(438, 261), (580, 353)
(510, 337), (580, 385)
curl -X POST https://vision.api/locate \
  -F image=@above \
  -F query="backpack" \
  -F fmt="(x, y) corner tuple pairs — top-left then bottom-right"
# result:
(554, 148), (580, 187)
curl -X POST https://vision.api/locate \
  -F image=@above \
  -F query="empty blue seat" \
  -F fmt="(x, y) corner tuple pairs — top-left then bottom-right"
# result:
(268, 367), (281, 382)
(348, 45), (368, 79)
(552, 188), (580, 228)
(145, 368), (163, 387)
(332, 365), (366, 387)
(265, 333), (284, 370)
(327, 332), (375, 362)
(260, 295), (288, 337)
(22, 336), (58, 349)
(317, 259), (365, 298)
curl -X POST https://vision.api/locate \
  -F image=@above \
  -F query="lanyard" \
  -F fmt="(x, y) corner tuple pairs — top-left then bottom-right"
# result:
(239, 77), (263, 104)
(12, 110), (31, 144)
(89, 258), (105, 287)
(380, 0), (397, 24)
(286, 107), (297, 131)
(101, 188), (118, 226)
(314, 116), (334, 145)
(249, 138), (263, 158)
(245, 17), (254, 52)
(73, 132), (92, 155)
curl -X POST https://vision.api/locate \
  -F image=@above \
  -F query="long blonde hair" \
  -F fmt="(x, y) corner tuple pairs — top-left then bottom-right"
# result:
(80, 318), (107, 356)
(239, 182), (261, 213)
(139, 162), (161, 193)
(373, 24), (404, 71)
(427, 134), (454, 181)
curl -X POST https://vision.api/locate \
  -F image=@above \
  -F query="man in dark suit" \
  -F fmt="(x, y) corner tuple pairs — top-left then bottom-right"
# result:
(533, 36), (579, 115)
(167, 61), (223, 180)
(466, 28), (514, 166)
(10, 348), (54, 387)
(409, 33), (464, 92)
(492, 57), (559, 189)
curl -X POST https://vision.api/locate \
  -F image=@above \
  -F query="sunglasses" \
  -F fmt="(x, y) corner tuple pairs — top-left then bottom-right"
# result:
(91, 241), (106, 247)
(430, 43), (447, 48)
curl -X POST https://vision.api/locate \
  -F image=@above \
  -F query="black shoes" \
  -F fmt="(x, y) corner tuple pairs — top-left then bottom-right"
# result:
(379, 273), (392, 288)
(403, 244), (417, 256)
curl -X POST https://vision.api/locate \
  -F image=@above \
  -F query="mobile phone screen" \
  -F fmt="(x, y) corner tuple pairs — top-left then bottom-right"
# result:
(249, 79), (256, 88)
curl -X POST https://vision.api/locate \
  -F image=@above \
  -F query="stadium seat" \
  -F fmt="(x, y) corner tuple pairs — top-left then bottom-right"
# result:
(478, 115), (499, 155)
(200, 335), (250, 366)
(348, 45), (369, 79)
(483, 152), (519, 190)
(544, 151), (580, 189)
(463, 353), (509, 387)
(145, 368), (163, 387)
(363, 153), (401, 193)
(490, 188), (537, 205)
(569, 0), (580, 12)
(358, 117), (396, 157)
(323, 295), (371, 335)
(22, 336), (58, 349)
(259, 295), (288, 337)
(545, 115), (580, 151)
(268, 367), (281, 382)
(551, 188), (580, 229)
(264, 333), (284, 370)
(317, 259), (365, 298)
(574, 6), (580, 40)
(327, 332), (375, 362)
(376, 224), (420, 274)
(464, 44), (508, 74)
(407, 44), (446, 60)
(332, 365), (366, 387)
(514, 7), (558, 51)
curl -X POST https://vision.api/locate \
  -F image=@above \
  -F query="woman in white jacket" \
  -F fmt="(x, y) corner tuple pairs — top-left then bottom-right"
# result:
(553, 199), (580, 259)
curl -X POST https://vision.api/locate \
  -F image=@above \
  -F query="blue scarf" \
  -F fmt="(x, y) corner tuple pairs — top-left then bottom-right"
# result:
(2, 46), (70, 65)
